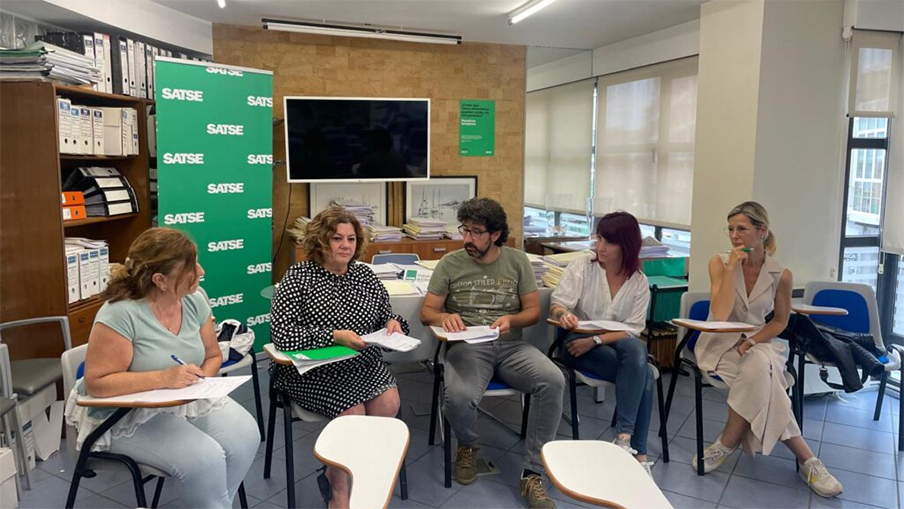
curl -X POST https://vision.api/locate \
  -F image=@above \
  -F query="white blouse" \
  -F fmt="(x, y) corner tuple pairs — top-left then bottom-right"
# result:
(550, 253), (650, 338)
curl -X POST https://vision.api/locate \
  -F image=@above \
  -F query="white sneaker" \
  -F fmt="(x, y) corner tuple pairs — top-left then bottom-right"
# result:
(612, 436), (638, 456)
(690, 439), (736, 473)
(638, 460), (654, 480)
(800, 457), (843, 498)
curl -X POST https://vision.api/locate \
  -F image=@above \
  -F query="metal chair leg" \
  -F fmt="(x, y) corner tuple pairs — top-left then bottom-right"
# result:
(874, 370), (888, 421)
(283, 394), (296, 509)
(656, 374), (670, 463)
(8, 408), (30, 491)
(898, 367), (904, 451)
(569, 371), (579, 440)
(263, 384), (278, 479)
(399, 458), (409, 500)
(520, 394), (531, 440)
(250, 350), (266, 441)
(150, 477), (165, 508)
(694, 370), (704, 476)
(443, 411), (452, 489)
(238, 482), (249, 509)
(428, 363), (442, 446)
(797, 350), (806, 433)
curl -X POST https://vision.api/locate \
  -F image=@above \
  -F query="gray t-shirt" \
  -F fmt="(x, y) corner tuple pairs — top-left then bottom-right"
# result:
(94, 290), (212, 372)
(427, 247), (538, 340)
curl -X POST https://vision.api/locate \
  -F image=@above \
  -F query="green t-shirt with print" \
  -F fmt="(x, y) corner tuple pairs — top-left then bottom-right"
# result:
(427, 246), (538, 340)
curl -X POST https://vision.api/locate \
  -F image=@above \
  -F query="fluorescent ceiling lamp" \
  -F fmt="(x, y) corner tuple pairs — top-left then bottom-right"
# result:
(262, 19), (462, 45)
(216, 0), (225, 8)
(508, 0), (560, 25)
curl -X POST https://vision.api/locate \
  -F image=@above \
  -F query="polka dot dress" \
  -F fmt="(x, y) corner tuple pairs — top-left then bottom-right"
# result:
(269, 261), (409, 418)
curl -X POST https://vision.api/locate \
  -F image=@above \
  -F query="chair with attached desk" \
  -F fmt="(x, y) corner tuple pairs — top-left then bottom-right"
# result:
(426, 326), (532, 488)
(261, 343), (409, 509)
(545, 319), (670, 463)
(314, 415), (410, 509)
(541, 440), (674, 508)
(61, 344), (250, 509)
(0, 317), (72, 463)
(372, 253), (420, 265)
(0, 346), (31, 495)
(790, 281), (904, 449)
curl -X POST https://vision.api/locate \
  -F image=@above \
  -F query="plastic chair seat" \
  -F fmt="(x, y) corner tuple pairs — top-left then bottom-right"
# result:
(219, 353), (252, 374)
(11, 359), (62, 396)
(289, 401), (328, 423)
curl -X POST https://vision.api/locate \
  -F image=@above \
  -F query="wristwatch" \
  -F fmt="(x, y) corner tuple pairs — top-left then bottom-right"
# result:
(592, 335), (603, 346)
(744, 336), (757, 347)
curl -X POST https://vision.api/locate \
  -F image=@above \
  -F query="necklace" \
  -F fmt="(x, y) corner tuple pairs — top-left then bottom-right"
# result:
(153, 299), (180, 334)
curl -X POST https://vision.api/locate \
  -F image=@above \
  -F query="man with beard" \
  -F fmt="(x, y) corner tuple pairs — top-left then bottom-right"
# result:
(420, 197), (564, 509)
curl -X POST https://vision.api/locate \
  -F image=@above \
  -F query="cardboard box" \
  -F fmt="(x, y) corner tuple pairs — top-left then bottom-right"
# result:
(0, 447), (17, 508)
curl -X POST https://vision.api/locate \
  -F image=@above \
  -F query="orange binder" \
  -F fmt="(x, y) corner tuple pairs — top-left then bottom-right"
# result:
(62, 191), (85, 206)
(63, 205), (87, 221)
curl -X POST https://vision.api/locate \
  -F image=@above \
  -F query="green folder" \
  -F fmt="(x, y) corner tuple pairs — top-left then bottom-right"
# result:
(283, 345), (358, 362)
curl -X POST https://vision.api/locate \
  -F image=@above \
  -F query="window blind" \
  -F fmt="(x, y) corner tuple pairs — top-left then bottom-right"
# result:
(880, 32), (904, 255)
(849, 30), (901, 118)
(593, 57), (698, 228)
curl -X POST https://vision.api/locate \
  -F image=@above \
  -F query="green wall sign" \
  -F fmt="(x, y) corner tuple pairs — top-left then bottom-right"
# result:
(156, 58), (273, 351)
(459, 99), (495, 156)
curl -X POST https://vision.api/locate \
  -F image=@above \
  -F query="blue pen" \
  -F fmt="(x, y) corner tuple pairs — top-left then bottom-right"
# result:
(171, 354), (205, 378)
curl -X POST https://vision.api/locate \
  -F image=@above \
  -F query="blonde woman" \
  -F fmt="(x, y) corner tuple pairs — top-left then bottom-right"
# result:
(692, 202), (842, 497)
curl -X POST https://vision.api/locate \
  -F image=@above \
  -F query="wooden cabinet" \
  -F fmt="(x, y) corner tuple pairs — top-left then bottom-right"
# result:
(0, 82), (152, 359)
(292, 237), (517, 264)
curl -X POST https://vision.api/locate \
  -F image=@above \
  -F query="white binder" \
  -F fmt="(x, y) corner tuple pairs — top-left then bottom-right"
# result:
(99, 107), (123, 156)
(69, 106), (82, 155)
(94, 33), (110, 94)
(65, 248), (81, 303)
(98, 246), (110, 292)
(88, 249), (101, 297)
(91, 108), (104, 155)
(126, 38), (138, 97)
(79, 106), (93, 155)
(57, 98), (73, 154)
(120, 109), (131, 156)
(78, 250), (91, 299)
(81, 34), (96, 91)
(136, 41), (147, 99)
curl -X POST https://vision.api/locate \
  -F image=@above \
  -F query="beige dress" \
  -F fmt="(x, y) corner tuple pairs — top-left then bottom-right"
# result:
(695, 254), (800, 455)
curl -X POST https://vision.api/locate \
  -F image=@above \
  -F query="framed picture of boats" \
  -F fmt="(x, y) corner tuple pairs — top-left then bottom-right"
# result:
(404, 176), (478, 225)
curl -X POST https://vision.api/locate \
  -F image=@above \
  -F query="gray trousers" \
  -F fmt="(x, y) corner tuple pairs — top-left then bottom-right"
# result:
(443, 340), (565, 473)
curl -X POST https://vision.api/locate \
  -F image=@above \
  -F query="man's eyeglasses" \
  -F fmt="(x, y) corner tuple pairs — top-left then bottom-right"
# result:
(458, 225), (490, 238)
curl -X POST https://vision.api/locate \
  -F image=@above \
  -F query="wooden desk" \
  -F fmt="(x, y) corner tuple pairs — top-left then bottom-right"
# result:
(541, 440), (673, 509)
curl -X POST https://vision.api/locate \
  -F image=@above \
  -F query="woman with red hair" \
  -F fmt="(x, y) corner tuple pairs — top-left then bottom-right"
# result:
(550, 211), (654, 477)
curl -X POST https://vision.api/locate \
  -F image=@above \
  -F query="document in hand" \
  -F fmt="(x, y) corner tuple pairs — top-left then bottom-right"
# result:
(78, 375), (251, 405)
(362, 329), (422, 352)
(577, 320), (634, 332)
(672, 318), (754, 332)
(283, 345), (359, 375)
(438, 326), (500, 344)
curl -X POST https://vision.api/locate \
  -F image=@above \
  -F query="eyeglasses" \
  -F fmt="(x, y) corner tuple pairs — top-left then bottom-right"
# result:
(458, 225), (489, 238)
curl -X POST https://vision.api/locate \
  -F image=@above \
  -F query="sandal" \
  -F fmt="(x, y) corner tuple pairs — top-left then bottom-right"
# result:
(316, 465), (332, 504)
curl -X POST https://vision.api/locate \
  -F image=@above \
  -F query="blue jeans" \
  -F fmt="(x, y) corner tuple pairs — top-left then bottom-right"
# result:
(561, 333), (654, 454)
(107, 398), (258, 509)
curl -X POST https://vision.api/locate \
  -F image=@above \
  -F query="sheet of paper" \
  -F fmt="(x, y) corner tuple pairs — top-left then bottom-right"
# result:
(577, 320), (634, 332)
(79, 375), (250, 404)
(415, 259), (440, 270)
(673, 318), (754, 331)
(382, 280), (419, 296)
(439, 326), (500, 343)
(362, 329), (422, 352)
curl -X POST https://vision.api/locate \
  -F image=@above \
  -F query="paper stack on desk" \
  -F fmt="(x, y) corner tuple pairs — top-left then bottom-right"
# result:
(332, 198), (375, 226)
(640, 236), (670, 258)
(436, 326), (500, 344)
(367, 223), (403, 242)
(403, 217), (446, 240)
(363, 262), (401, 280)
(78, 376), (250, 404)
(526, 253), (549, 286)
(362, 329), (422, 352)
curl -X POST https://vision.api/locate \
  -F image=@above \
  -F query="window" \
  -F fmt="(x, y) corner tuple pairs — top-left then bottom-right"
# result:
(560, 212), (591, 236)
(523, 206), (551, 235)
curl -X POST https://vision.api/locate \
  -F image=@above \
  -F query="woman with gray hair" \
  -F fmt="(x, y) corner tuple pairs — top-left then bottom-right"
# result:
(692, 202), (843, 498)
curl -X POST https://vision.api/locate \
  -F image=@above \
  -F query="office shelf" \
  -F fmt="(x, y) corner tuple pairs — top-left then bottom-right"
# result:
(64, 213), (140, 228)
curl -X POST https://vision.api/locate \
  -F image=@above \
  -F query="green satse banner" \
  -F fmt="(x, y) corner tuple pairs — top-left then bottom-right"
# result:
(459, 99), (495, 156)
(156, 58), (273, 351)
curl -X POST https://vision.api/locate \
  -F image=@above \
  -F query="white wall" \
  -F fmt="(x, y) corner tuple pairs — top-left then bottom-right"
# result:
(844, 0), (904, 32)
(527, 51), (592, 92)
(688, 0), (765, 291)
(752, 0), (846, 287)
(591, 19), (700, 77)
(3, 0), (212, 54)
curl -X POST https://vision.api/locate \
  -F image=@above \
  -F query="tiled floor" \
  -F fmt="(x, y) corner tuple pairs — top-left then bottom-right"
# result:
(15, 360), (904, 509)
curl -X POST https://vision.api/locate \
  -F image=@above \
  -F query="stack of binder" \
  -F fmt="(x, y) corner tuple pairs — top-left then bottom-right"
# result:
(525, 253), (550, 286)
(64, 237), (109, 303)
(63, 167), (138, 217)
(61, 191), (86, 221)
(402, 217), (446, 240)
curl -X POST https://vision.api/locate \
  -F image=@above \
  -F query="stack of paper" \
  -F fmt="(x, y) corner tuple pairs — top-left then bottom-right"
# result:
(382, 280), (419, 296)
(543, 250), (593, 268)
(78, 376), (250, 405)
(540, 262), (565, 288)
(576, 320), (634, 332)
(0, 47), (50, 81)
(26, 41), (100, 86)
(287, 216), (311, 243)
(362, 262), (401, 280)
(443, 224), (463, 240)
(367, 223), (403, 242)
(283, 345), (359, 375)
(362, 329), (422, 352)
(526, 253), (550, 286)
(415, 259), (441, 270)
(402, 217), (447, 240)
(332, 198), (374, 226)
(433, 325), (500, 344)
(640, 236), (670, 258)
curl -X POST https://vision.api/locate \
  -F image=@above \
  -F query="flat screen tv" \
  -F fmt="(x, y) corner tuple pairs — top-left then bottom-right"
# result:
(284, 96), (430, 183)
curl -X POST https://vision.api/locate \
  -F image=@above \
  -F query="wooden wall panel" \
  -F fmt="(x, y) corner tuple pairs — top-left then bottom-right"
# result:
(212, 25), (526, 281)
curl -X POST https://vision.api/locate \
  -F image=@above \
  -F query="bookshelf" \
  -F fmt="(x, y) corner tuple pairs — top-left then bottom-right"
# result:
(0, 81), (152, 360)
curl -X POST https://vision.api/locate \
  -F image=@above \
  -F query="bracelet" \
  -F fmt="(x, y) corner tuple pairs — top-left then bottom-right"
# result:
(745, 336), (757, 347)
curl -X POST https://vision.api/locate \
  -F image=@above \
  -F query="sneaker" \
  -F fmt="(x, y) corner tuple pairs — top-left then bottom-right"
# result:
(690, 439), (736, 473)
(519, 475), (556, 509)
(799, 457), (843, 498)
(612, 436), (638, 456)
(454, 445), (479, 485)
(638, 460), (655, 480)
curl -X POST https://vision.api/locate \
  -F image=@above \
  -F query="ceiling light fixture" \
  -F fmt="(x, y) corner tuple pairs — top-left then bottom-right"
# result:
(262, 18), (462, 45)
(216, 0), (225, 8)
(507, 0), (560, 25)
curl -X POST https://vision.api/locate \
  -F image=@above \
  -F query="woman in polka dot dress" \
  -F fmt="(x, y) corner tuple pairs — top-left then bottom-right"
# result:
(270, 206), (409, 508)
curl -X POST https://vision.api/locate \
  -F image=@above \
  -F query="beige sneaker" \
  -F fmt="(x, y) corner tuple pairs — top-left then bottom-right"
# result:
(454, 445), (479, 485)
(519, 475), (556, 509)
(800, 457), (843, 498)
(690, 439), (736, 473)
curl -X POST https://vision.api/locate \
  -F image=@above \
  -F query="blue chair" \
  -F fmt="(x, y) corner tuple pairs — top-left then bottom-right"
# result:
(425, 331), (531, 488)
(546, 326), (670, 463)
(794, 282), (903, 450)
(371, 253), (420, 265)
